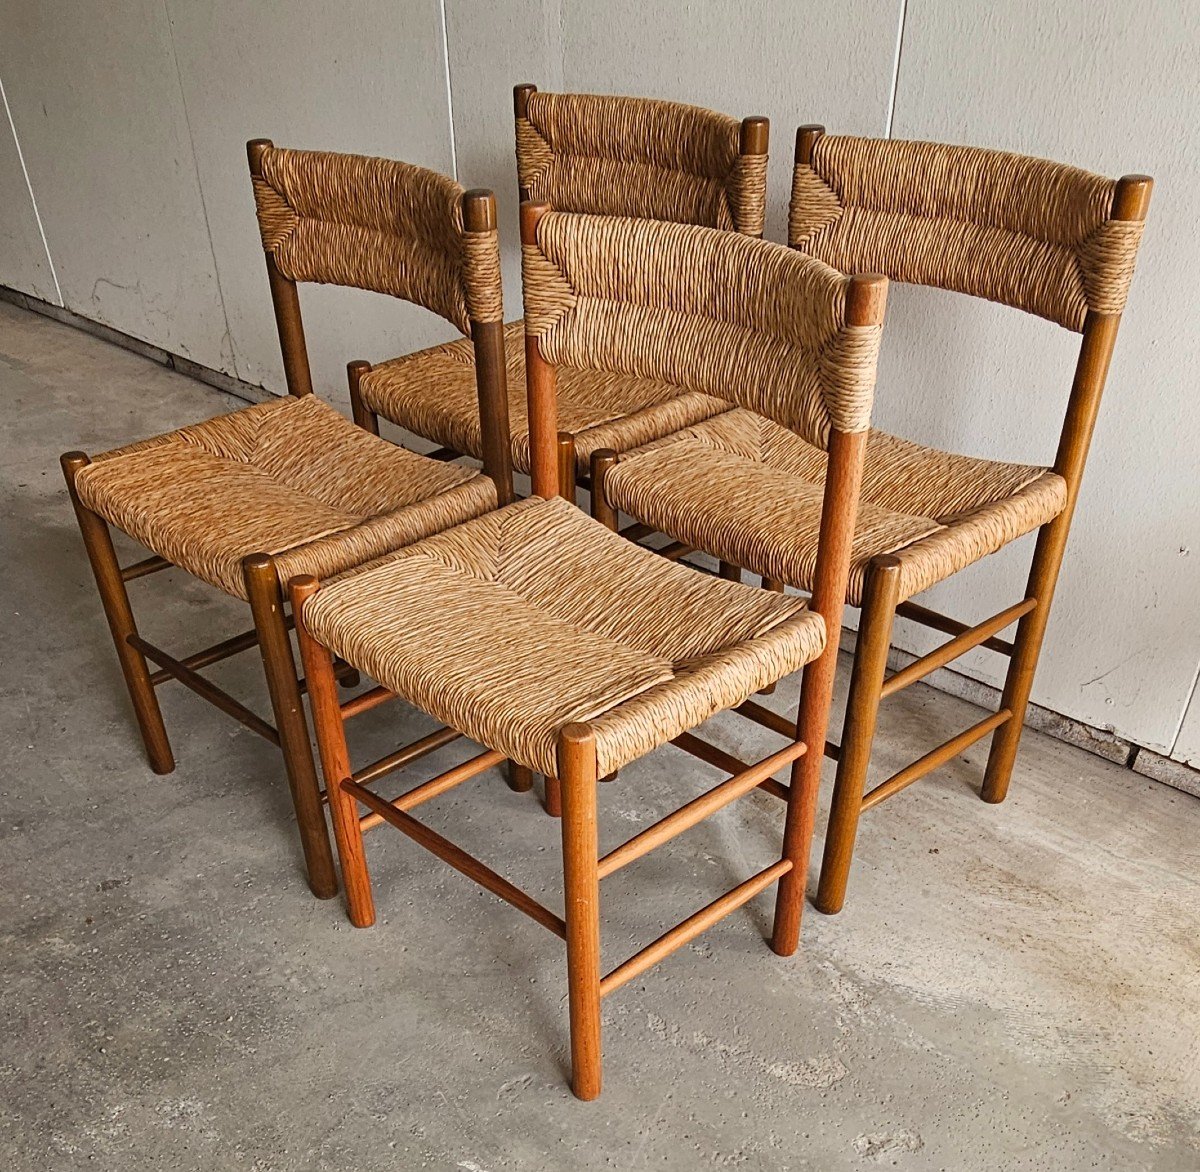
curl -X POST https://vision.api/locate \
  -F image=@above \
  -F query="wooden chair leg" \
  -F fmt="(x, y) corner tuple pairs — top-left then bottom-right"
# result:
(815, 556), (901, 915)
(290, 576), (375, 927)
(557, 432), (577, 507)
(759, 576), (785, 693)
(589, 449), (618, 530)
(507, 762), (535, 792)
(718, 562), (742, 582)
(243, 554), (339, 901)
(347, 359), (380, 435)
(545, 773), (563, 818)
(558, 724), (601, 1100)
(982, 520), (1063, 804)
(60, 452), (174, 775)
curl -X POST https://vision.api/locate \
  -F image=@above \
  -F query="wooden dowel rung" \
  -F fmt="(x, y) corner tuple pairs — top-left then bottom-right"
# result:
(148, 626), (261, 685)
(895, 599), (1025, 657)
(860, 709), (1011, 811)
(599, 859), (792, 998)
(358, 746), (502, 831)
(129, 634), (279, 746)
(352, 726), (464, 787)
(340, 684), (397, 719)
(600, 741), (806, 879)
(882, 599), (1035, 698)
(121, 553), (171, 581)
(619, 522), (653, 542)
(670, 731), (794, 803)
(656, 540), (694, 561)
(345, 779), (566, 938)
(425, 447), (464, 462)
(734, 699), (795, 738)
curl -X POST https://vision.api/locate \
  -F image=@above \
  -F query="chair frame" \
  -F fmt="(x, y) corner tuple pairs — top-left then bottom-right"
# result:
(348, 84), (771, 502)
(769, 127), (1152, 912)
(290, 200), (887, 1098)
(60, 141), (513, 898)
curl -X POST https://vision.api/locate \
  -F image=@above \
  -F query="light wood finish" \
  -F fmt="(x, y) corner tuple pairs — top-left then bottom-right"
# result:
(351, 726), (464, 787)
(599, 739), (807, 879)
(895, 598), (1016, 656)
(772, 272), (886, 956)
(245, 556), (338, 900)
(338, 683), (397, 720)
(600, 859), (791, 998)
(61, 452), (174, 776)
(815, 555), (901, 914)
(558, 724), (602, 1100)
(558, 432), (577, 505)
(347, 359), (380, 434)
(521, 201), (560, 499)
(359, 749), (506, 832)
(289, 575), (374, 925)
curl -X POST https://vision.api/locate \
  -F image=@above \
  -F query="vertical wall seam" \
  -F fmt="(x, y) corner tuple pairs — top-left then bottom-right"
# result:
(1166, 659), (1200, 758)
(437, 0), (459, 180)
(884, 0), (909, 138)
(0, 69), (63, 306)
(161, 0), (240, 381)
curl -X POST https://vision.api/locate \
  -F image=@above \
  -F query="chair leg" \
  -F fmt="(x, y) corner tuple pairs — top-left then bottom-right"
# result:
(507, 762), (535, 792)
(347, 359), (380, 435)
(589, 449), (618, 530)
(60, 453), (174, 775)
(814, 557), (901, 915)
(557, 432), (577, 507)
(243, 554), (339, 901)
(759, 576), (785, 693)
(558, 724), (601, 1100)
(982, 520), (1063, 804)
(545, 774), (563, 818)
(290, 576), (375, 928)
(718, 562), (742, 582)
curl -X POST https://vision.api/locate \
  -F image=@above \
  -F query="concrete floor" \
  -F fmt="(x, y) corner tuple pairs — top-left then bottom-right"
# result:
(2, 299), (1198, 1171)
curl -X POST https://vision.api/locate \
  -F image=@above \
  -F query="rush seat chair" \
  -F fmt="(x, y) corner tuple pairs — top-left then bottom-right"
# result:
(347, 85), (770, 496)
(60, 142), (512, 898)
(596, 126), (1151, 912)
(288, 201), (888, 1098)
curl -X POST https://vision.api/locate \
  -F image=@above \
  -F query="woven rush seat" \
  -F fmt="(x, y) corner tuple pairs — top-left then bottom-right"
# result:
(74, 394), (498, 600)
(605, 409), (1068, 604)
(302, 495), (826, 778)
(358, 320), (730, 472)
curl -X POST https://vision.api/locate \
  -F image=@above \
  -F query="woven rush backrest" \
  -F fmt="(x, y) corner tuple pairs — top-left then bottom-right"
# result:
(522, 210), (884, 450)
(516, 88), (767, 236)
(251, 144), (501, 334)
(789, 134), (1145, 331)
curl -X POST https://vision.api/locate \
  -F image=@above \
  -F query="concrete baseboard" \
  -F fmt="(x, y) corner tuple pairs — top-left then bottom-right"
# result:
(6, 283), (1198, 798)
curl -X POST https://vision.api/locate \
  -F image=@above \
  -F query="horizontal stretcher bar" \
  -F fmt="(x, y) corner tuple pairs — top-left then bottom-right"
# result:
(599, 858), (791, 998)
(345, 777), (566, 938)
(733, 700), (840, 764)
(881, 599), (1036, 699)
(357, 746), (502, 832)
(340, 684), (398, 719)
(128, 633), (279, 745)
(121, 553), (172, 581)
(600, 738), (807, 879)
(351, 725), (464, 788)
(669, 731), (791, 802)
(861, 709), (1011, 811)
(894, 598), (1029, 658)
(147, 625), (261, 686)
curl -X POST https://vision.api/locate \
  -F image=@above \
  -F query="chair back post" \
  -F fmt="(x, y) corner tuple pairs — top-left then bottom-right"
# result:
(514, 83), (537, 202)
(794, 123), (825, 167)
(520, 200), (561, 499)
(246, 138), (314, 398)
(461, 188), (515, 506)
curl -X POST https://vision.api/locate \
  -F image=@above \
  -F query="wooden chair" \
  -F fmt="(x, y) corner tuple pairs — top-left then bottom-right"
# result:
(348, 85), (769, 498)
(60, 142), (512, 898)
(596, 127), (1152, 912)
(289, 201), (888, 1098)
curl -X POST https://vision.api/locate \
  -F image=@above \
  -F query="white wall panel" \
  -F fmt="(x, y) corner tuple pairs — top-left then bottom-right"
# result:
(0, 81), (57, 303)
(165, 0), (459, 405)
(882, 1), (1200, 751)
(0, 3), (230, 368)
(1171, 681), (1200, 767)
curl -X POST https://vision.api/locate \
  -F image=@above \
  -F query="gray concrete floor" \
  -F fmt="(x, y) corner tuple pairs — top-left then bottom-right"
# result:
(2, 299), (1197, 1171)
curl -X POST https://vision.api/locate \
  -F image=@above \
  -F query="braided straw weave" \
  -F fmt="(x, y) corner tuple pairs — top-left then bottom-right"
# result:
(359, 321), (727, 472)
(75, 395), (497, 600)
(790, 136), (1144, 330)
(252, 146), (502, 333)
(306, 496), (826, 777)
(606, 410), (1068, 605)
(523, 212), (883, 449)
(517, 91), (766, 235)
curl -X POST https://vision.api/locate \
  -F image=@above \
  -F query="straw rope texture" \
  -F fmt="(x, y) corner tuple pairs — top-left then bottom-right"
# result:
(75, 396), (497, 600)
(253, 146), (502, 333)
(360, 321), (729, 472)
(522, 212), (883, 450)
(306, 496), (827, 777)
(517, 90), (766, 235)
(789, 136), (1144, 330)
(605, 410), (1067, 605)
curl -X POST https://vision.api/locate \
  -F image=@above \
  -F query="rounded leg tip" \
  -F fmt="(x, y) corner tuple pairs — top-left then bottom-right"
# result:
(149, 758), (176, 776)
(571, 1077), (601, 1101)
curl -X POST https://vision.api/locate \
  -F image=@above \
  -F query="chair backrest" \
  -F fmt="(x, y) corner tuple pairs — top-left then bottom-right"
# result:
(788, 127), (1148, 332)
(514, 85), (768, 236)
(787, 127), (1152, 501)
(520, 200), (887, 635)
(246, 139), (512, 497)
